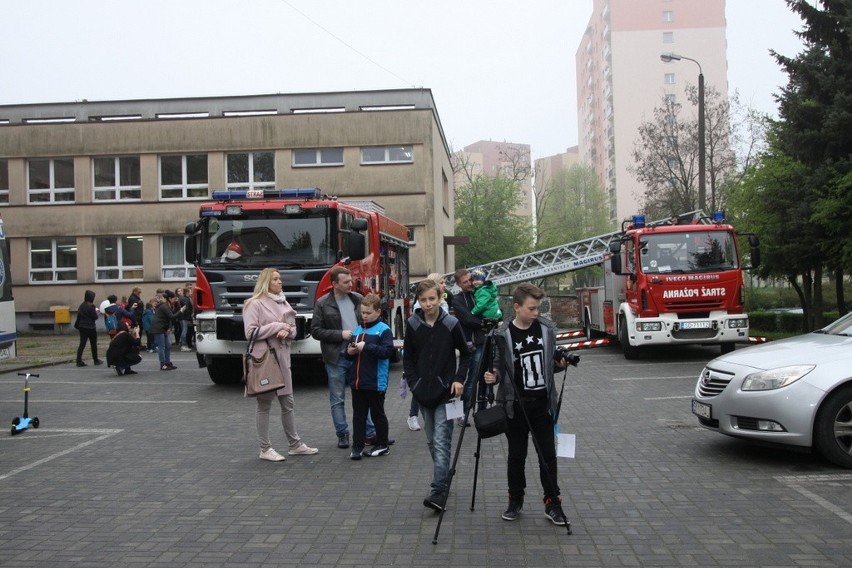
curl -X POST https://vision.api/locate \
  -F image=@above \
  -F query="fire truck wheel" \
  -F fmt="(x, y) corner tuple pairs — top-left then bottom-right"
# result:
(618, 316), (641, 360)
(583, 309), (594, 340)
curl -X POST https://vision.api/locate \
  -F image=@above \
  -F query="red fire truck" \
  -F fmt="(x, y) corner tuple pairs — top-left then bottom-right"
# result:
(185, 188), (411, 384)
(577, 212), (760, 359)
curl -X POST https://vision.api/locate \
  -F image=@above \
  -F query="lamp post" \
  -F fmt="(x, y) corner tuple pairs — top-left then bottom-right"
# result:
(661, 52), (706, 211)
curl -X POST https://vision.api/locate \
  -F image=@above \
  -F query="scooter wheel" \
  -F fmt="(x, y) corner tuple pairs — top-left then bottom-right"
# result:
(12, 417), (20, 426)
(11, 427), (17, 436)
(32, 418), (40, 428)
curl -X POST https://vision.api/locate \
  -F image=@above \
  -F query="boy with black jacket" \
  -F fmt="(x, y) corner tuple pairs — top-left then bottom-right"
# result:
(483, 282), (571, 528)
(402, 279), (471, 512)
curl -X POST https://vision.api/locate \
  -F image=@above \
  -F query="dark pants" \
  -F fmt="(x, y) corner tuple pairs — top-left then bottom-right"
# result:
(506, 397), (560, 501)
(116, 352), (143, 372)
(76, 328), (98, 363)
(351, 389), (388, 447)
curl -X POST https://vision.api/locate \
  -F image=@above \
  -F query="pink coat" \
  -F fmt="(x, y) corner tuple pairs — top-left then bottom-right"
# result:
(243, 295), (297, 398)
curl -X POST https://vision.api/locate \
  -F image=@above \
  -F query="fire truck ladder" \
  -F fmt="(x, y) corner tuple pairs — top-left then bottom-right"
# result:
(444, 210), (707, 289)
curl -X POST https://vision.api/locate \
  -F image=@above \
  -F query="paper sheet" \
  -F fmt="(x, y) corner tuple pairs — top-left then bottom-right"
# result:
(556, 433), (576, 458)
(445, 397), (464, 420)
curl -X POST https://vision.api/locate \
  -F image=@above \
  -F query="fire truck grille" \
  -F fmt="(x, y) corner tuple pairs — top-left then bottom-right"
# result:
(671, 328), (718, 340)
(663, 299), (725, 310)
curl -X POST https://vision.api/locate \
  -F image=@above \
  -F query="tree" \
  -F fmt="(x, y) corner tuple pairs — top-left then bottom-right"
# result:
(453, 174), (533, 268)
(630, 86), (764, 219)
(535, 164), (610, 249)
(770, 0), (852, 317)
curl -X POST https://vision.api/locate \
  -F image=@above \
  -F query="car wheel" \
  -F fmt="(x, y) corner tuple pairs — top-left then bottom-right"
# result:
(814, 385), (852, 469)
(618, 316), (640, 360)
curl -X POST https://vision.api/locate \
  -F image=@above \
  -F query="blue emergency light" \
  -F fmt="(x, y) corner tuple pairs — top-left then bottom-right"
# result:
(632, 214), (646, 228)
(211, 188), (321, 201)
(711, 210), (726, 223)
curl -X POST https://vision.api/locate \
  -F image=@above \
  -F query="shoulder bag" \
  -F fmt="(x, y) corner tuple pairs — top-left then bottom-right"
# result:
(244, 329), (286, 396)
(473, 403), (507, 438)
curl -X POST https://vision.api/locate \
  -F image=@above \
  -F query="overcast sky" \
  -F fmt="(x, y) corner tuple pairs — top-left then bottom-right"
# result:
(1, 0), (805, 160)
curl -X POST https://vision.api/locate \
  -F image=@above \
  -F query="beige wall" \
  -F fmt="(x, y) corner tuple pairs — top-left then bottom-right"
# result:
(0, 92), (454, 317)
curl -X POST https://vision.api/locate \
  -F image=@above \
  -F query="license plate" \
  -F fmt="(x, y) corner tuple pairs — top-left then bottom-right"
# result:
(692, 400), (712, 420)
(680, 321), (711, 330)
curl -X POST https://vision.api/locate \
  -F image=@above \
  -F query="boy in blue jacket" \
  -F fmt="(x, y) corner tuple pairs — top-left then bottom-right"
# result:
(345, 294), (395, 460)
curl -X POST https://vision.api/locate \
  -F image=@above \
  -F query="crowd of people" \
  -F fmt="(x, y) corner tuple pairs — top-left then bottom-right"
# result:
(74, 284), (196, 374)
(74, 266), (571, 530)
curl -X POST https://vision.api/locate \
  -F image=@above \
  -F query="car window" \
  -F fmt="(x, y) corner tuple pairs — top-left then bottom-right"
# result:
(821, 312), (852, 336)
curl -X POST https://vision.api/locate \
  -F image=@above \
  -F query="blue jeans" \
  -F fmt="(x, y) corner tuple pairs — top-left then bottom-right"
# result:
(154, 333), (171, 367)
(325, 359), (374, 438)
(420, 402), (455, 494)
(179, 320), (189, 347)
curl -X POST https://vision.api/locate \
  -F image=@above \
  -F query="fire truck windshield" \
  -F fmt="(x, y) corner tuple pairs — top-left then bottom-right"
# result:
(200, 212), (337, 267)
(638, 231), (738, 274)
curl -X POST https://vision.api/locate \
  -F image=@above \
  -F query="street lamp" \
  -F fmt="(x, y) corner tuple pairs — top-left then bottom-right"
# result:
(661, 52), (706, 211)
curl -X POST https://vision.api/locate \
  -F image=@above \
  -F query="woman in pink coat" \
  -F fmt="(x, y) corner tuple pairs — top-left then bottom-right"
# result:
(243, 268), (318, 462)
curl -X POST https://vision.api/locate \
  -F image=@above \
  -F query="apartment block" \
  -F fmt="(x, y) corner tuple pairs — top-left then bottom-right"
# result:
(577, 0), (728, 222)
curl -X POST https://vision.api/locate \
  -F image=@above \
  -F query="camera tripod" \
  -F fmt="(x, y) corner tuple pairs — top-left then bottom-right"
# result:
(432, 319), (573, 543)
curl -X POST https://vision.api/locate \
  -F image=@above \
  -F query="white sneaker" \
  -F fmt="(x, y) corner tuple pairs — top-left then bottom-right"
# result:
(259, 448), (286, 462)
(180, 346), (192, 352)
(407, 416), (421, 431)
(288, 443), (319, 456)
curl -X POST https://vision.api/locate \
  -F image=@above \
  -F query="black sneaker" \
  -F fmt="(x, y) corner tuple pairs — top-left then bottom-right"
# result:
(349, 446), (363, 460)
(94, 359), (104, 366)
(366, 445), (389, 457)
(337, 433), (350, 449)
(114, 366), (124, 376)
(366, 435), (395, 446)
(423, 491), (447, 512)
(502, 495), (524, 521)
(544, 497), (570, 528)
(124, 369), (138, 375)
(76, 361), (87, 367)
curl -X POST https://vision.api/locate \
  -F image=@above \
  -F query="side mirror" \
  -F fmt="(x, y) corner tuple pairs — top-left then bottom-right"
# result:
(609, 241), (622, 275)
(349, 232), (366, 261)
(184, 223), (198, 264)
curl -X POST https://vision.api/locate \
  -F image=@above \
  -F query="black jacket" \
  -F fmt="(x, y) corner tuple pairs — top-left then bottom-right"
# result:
(76, 290), (99, 331)
(451, 290), (485, 346)
(402, 308), (471, 400)
(311, 291), (363, 365)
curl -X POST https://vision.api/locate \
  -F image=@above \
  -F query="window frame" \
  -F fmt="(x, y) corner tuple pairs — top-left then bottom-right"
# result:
(28, 237), (78, 283)
(159, 154), (209, 200)
(161, 235), (196, 280)
(360, 145), (414, 165)
(27, 158), (76, 204)
(95, 235), (144, 281)
(225, 151), (275, 192)
(663, 31), (674, 43)
(292, 147), (344, 168)
(0, 159), (8, 205)
(664, 73), (676, 85)
(662, 10), (674, 22)
(93, 155), (142, 201)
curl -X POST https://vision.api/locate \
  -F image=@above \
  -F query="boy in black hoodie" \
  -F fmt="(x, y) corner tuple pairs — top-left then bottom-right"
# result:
(402, 279), (471, 512)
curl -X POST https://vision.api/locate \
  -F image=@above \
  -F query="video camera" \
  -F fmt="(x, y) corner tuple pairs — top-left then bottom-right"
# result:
(481, 318), (501, 333)
(554, 346), (580, 367)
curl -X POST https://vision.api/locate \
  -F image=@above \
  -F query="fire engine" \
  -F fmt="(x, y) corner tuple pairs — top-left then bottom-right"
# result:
(578, 211), (760, 358)
(184, 188), (411, 384)
(442, 211), (759, 360)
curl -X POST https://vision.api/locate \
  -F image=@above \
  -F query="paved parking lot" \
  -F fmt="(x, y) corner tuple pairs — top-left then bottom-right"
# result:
(1, 344), (851, 567)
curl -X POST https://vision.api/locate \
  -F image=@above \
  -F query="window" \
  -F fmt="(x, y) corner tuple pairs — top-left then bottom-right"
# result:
(663, 31), (674, 43)
(665, 93), (677, 105)
(160, 154), (208, 199)
(0, 159), (8, 205)
(95, 236), (143, 281)
(664, 73), (676, 85)
(292, 148), (344, 167)
(29, 238), (77, 283)
(226, 151), (274, 191)
(662, 10), (673, 22)
(27, 158), (75, 203)
(162, 235), (196, 280)
(93, 156), (141, 201)
(360, 145), (413, 164)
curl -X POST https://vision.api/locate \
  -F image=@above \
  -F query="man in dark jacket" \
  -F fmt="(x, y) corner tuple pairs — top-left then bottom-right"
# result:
(311, 266), (374, 449)
(451, 268), (486, 411)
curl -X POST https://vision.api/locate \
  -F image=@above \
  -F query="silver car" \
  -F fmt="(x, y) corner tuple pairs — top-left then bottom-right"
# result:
(692, 311), (852, 468)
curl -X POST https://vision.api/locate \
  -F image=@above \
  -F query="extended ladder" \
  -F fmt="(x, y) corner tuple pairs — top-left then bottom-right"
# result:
(444, 210), (706, 288)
